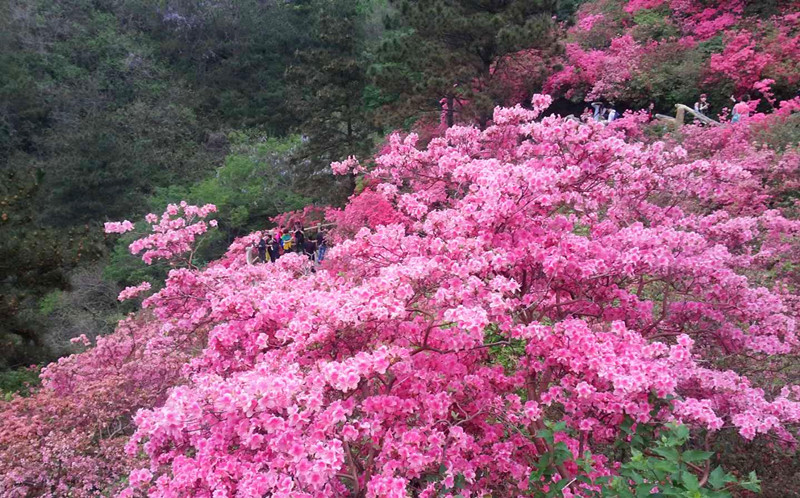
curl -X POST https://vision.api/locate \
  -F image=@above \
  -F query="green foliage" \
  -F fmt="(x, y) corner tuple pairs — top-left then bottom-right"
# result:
(602, 423), (760, 497)
(628, 45), (706, 111)
(0, 164), (106, 368)
(118, 0), (308, 134)
(103, 225), (171, 290)
(484, 325), (527, 373)
(0, 366), (40, 399)
(170, 134), (311, 233)
(524, 422), (760, 497)
(752, 113), (800, 152)
(0, 0), (317, 367)
(631, 8), (679, 42)
(38, 291), (62, 316)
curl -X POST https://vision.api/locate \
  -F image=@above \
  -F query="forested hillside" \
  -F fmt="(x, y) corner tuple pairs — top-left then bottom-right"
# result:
(2, 0), (800, 496)
(0, 0), (366, 368)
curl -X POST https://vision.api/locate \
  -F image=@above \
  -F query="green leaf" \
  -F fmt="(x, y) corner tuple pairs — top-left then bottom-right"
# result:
(682, 450), (714, 462)
(681, 471), (700, 491)
(621, 416), (635, 435)
(740, 481), (761, 492)
(740, 471), (761, 492)
(652, 459), (679, 475)
(652, 446), (680, 461)
(673, 424), (690, 441)
(536, 428), (554, 445)
(657, 485), (687, 497)
(707, 466), (734, 490)
(553, 442), (572, 465)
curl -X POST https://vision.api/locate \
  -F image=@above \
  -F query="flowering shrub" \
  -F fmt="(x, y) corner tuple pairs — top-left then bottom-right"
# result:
(3, 97), (800, 496)
(0, 314), (204, 497)
(546, 0), (800, 109)
(271, 204), (329, 230)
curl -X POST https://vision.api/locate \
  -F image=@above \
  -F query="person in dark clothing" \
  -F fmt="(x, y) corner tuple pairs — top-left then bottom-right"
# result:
(268, 232), (281, 262)
(293, 225), (305, 254)
(257, 237), (267, 263)
(303, 238), (317, 260)
(316, 231), (328, 263)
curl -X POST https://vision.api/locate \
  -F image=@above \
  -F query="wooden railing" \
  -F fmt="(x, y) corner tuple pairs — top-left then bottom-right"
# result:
(655, 104), (720, 128)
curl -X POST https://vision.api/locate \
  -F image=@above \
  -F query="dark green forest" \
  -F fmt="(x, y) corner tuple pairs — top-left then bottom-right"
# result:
(0, 0), (580, 373)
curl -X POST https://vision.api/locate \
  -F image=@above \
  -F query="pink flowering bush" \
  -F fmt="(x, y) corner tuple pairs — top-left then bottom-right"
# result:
(126, 99), (798, 495)
(547, 0), (800, 109)
(0, 314), (205, 497)
(104, 220), (135, 234)
(271, 204), (328, 230)
(3, 96), (800, 496)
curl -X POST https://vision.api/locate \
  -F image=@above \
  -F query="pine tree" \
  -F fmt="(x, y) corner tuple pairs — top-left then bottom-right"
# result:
(286, 0), (377, 204)
(372, 0), (562, 129)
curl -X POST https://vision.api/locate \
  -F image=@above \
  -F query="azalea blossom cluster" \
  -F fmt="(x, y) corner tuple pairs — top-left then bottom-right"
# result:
(3, 95), (800, 497)
(271, 204), (328, 231)
(104, 220), (135, 234)
(110, 202), (218, 265)
(330, 156), (364, 176)
(118, 281), (152, 302)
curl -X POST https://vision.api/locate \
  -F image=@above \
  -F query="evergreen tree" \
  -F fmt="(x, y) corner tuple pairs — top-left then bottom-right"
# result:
(286, 0), (377, 203)
(372, 0), (562, 129)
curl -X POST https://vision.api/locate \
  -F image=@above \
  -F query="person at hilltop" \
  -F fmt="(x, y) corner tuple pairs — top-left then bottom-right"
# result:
(268, 231), (281, 262)
(591, 101), (605, 122)
(257, 236), (267, 263)
(694, 93), (709, 116)
(293, 223), (305, 254)
(731, 94), (751, 123)
(303, 236), (317, 261)
(606, 103), (618, 122)
(281, 231), (293, 252)
(245, 243), (257, 266)
(316, 231), (328, 264)
(646, 102), (655, 121)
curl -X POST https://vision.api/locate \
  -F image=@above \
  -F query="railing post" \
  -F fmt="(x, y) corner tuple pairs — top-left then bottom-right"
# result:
(674, 104), (685, 129)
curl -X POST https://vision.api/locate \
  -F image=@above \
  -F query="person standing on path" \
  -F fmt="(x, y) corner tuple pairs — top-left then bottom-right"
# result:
(316, 231), (328, 263)
(257, 237), (267, 263)
(731, 94), (751, 123)
(303, 237), (317, 261)
(293, 224), (305, 254)
(267, 231), (280, 262)
(246, 243), (257, 265)
(694, 94), (709, 116)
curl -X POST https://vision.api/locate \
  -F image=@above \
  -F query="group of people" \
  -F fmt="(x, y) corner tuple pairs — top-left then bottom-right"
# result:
(693, 93), (752, 122)
(590, 92), (755, 126)
(591, 101), (619, 123)
(246, 223), (328, 266)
